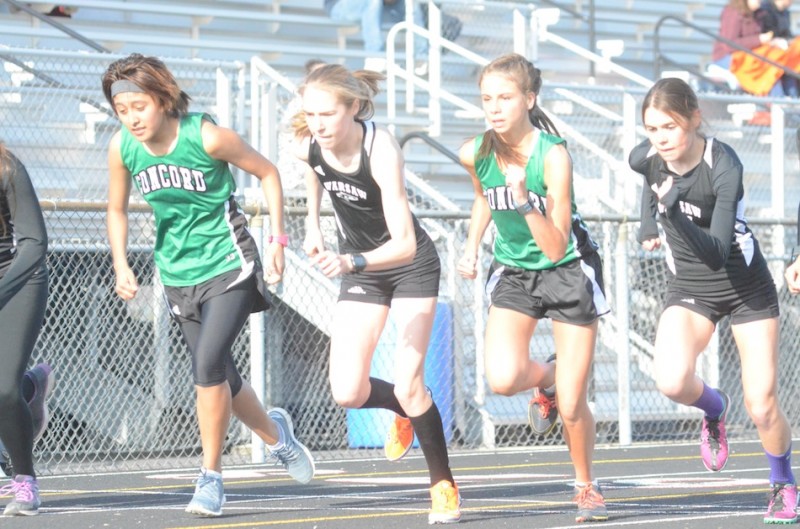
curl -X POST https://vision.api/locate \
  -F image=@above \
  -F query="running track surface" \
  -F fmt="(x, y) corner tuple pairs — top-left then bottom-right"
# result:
(0, 439), (791, 528)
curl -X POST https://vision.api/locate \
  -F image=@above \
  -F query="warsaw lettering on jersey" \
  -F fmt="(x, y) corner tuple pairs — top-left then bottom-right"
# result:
(655, 198), (702, 221)
(313, 165), (368, 202)
(322, 180), (367, 202)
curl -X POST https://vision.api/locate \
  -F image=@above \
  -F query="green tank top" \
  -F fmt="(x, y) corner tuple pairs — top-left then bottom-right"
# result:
(474, 130), (591, 270)
(120, 112), (246, 286)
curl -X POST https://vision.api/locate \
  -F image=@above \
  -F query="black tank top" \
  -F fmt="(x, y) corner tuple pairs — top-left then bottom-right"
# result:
(308, 120), (425, 253)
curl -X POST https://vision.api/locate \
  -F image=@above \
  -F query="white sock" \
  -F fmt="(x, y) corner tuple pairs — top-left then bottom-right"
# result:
(201, 467), (222, 478)
(267, 421), (286, 450)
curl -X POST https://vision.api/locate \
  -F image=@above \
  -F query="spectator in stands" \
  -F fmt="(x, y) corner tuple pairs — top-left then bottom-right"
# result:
(325, 0), (437, 72)
(0, 144), (52, 516)
(757, 0), (794, 39)
(383, 1), (463, 76)
(45, 5), (76, 17)
(712, 0), (800, 96)
(630, 77), (797, 524)
(756, 0), (800, 95)
(291, 63), (461, 524)
(457, 53), (609, 523)
(14, 3), (77, 17)
(324, 0), (387, 71)
(101, 53), (315, 518)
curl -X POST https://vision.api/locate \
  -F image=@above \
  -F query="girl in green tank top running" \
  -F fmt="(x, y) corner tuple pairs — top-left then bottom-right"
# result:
(458, 53), (609, 523)
(102, 53), (314, 518)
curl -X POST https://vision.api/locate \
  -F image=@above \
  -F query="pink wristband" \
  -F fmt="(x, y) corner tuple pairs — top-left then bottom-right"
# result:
(268, 234), (289, 247)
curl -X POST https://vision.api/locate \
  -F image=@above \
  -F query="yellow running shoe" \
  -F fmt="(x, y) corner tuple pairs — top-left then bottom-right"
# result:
(384, 414), (414, 462)
(428, 480), (462, 524)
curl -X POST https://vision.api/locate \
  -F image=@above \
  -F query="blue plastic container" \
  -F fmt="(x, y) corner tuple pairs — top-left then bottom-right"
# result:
(346, 302), (454, 448)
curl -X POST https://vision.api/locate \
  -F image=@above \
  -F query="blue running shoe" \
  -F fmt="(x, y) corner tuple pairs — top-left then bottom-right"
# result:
(185, 468), (225, 517)
(267, 408), (315, 484)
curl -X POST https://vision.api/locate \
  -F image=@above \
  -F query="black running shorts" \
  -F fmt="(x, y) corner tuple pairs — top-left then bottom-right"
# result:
(338, 231), (440, 306)
(486, 252), (609, 324)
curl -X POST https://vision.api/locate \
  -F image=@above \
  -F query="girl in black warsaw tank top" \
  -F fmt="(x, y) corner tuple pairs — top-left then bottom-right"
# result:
(292, 63), (460, 523)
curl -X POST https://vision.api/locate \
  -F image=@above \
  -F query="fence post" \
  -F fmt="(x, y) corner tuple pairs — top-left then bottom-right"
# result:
(770, 105), (787, 283)
(248, 213), (267, 463)
(621, 93), (638, 213)
(615, 221), (632, 445)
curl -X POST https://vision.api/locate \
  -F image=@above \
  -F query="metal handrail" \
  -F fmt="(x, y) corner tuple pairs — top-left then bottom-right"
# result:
(437, 0), (597, 76)
(0, 52), (113, 116)
(0, 0), (112, 114)
(399, 131), (461, 166)
(654, 14), (800, 89)
(539, 0), (597, 76)
(1, 0), (109, 52)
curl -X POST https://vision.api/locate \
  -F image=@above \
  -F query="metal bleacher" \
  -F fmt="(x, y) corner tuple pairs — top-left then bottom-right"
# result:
(1, 0), (777, 206)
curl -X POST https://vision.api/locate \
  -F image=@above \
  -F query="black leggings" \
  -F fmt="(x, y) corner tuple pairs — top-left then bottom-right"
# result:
(179, 285), (254, 397)
(0, 266), (47, 477)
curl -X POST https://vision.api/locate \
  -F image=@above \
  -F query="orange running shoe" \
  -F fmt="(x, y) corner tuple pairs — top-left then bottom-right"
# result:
(428, 480), (462, 524)
(384, 414), (414, 462)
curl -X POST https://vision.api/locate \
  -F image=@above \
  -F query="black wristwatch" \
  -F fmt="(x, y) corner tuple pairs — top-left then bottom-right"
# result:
(350, 253), (367, 273)
(515, 197), (536, 216)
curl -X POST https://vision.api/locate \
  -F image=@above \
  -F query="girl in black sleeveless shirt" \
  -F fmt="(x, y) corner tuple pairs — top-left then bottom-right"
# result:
(292, 64), (460, 524)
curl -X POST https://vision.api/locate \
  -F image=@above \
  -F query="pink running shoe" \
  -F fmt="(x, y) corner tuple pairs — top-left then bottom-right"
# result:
(700, 389), (730, 472)
(764, 482), (798, 524)
(1, 474), (40, 516)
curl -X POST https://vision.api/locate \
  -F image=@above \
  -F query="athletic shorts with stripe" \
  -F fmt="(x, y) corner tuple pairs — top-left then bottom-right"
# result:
(486, 252), (610, 325)
(163, 266), (270, 324)
(338, 231), (440, 306)
(664, 269), (779, 325)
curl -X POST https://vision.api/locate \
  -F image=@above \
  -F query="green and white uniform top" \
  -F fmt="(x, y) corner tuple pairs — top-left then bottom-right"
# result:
(473, 129), (598, 271)
(120, 112), (258, 287)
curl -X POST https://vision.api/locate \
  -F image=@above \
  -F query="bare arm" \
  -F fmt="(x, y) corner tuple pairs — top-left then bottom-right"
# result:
(457, 140), (492, 279)
(509, 143), (572, 263)
(311, 128), (416, 278)
(359, 128), (416, 269)
(202, 119), (286, 283)
(106, 131), (138, 300)
(293, 136), (326, 257)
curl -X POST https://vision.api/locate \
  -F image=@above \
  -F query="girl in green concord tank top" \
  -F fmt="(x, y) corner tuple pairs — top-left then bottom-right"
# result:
(458, 53), (610, 523)
(103, 54), (314, 517)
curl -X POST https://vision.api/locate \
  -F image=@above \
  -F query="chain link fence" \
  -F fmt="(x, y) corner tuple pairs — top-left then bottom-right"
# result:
(25, 204), (800, 475)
